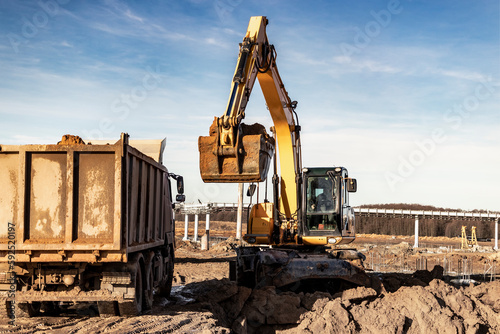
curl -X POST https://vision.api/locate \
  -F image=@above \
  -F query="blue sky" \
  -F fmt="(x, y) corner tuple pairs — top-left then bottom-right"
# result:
(1, 0), (499, 211)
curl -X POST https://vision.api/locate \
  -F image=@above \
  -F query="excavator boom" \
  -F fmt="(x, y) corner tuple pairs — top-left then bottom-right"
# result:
(199, 16), (301, 208)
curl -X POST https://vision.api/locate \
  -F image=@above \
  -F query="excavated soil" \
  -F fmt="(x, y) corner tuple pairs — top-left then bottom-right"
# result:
(1, 228), (499, 333)
(57, 135), (86, 145)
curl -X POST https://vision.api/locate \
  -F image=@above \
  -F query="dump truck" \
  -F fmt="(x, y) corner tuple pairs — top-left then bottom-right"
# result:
(199, 16), (368, 289)
(0, 133), (184, 320)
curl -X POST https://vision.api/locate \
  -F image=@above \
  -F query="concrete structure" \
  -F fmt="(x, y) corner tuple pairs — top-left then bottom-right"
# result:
(354, 208), (500, 250)
(178, 203), (213, 243)
(177, 204), (500, 251)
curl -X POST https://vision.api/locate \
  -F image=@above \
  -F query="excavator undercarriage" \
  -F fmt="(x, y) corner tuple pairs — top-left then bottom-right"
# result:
(230, 247), (370, 290)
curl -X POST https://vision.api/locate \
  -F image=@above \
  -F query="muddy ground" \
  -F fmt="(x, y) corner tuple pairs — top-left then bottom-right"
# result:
(1, 222), (499, 333)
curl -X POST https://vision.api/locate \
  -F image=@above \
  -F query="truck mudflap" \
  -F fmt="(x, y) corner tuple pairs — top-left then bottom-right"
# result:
(255, 248), (370, 288)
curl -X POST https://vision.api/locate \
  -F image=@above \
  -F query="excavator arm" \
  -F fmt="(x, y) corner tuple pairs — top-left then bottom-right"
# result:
(199, 16), (302, 218)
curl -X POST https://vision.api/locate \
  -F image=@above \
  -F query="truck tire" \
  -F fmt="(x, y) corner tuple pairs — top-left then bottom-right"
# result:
(143, 251), (155, 310)
(15, 302), (40, 318)
(158, 246), (174, 297)
(118, 259), (143, 316)
(97, 301), (118, 317)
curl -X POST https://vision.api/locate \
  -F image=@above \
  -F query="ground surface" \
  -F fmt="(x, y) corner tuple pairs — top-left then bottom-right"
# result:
(1, 221), (499, 333)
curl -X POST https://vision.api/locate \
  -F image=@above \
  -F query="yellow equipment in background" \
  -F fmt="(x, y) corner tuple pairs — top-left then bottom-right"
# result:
(461, 225), (478, 249)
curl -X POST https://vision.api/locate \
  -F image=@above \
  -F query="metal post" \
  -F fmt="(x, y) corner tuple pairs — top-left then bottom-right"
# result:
(194, 214), (199, 242)
(201, 212), (211, 251)
(236, 183), (243, 240)
(495, 218), (499, 250)
(183, 214), (189, 241)
(256, 182), (260, 204)
(205, 212), (210, 245)
(414, 215), (419, 248)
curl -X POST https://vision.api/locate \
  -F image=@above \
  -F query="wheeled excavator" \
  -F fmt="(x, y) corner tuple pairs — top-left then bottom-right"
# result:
(199, 16), (368, 289)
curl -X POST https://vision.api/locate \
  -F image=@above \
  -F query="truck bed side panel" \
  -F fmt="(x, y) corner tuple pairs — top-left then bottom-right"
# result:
(75, 152), (115, 242)
(27, 153), (67, 243)
(0, 153), (19, 241)
(125, 147), (170, 251)
(0, 144), (123, 255)
(0, 139), (173, 261)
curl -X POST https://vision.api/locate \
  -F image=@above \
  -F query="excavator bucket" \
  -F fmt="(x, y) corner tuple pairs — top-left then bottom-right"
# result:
(199, 122), (275, 183)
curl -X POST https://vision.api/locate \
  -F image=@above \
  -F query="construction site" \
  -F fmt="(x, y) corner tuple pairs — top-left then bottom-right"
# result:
(1, 10), (499, 334)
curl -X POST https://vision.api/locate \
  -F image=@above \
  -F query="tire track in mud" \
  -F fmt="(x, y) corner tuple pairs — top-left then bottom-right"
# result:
(1, 316), (90, 334)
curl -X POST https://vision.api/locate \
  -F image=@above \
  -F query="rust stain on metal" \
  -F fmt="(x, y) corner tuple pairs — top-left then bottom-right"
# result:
(0, 153), (18, 239)
(77, 153), (114, 241)
(30, 154), (66, 241)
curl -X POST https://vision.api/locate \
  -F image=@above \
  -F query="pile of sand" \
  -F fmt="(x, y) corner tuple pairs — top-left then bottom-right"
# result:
(186, 268), (500, 333)
(57, 135), (85, 145)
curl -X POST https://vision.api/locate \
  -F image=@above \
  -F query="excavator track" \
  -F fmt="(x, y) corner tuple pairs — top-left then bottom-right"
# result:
(233, 247), (371, 290)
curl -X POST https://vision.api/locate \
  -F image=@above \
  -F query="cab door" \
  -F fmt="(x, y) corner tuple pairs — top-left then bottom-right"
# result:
(341, 169), (356, 238)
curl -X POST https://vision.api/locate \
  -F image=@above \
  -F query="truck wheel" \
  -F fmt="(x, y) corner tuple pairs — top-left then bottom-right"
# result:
(15, 302), (40, 318)
(97, 301), (118, 317)
(143, 251), (155, 310)
(118, 260), (143, 316)
(40, 301), (59, 316)
(158, 246), (174, 297)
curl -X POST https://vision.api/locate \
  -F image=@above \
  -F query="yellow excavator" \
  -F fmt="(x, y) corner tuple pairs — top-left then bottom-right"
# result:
(199, 16), (368, 289)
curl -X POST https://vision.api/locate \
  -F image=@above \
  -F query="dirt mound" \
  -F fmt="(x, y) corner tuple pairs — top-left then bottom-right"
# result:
(174, 236), (199, 251)
(57, 135), (85, 145)
(4, 276), (498, 334)
(169, 268), (499, 334)
(232, 278), (500, 334)
(209, 237), (239, 253)
(208, 120), (273, 140)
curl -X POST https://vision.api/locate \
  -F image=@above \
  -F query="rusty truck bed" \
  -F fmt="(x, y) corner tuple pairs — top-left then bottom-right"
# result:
(0, 134), (174, 264)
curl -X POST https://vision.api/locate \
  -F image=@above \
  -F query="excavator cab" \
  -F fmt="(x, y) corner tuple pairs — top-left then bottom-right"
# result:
(301, 167), (357, 244)
(305, 173), (339, 233)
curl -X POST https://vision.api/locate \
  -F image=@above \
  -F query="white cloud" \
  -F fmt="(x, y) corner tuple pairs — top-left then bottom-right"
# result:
(435, 69), (486, 81)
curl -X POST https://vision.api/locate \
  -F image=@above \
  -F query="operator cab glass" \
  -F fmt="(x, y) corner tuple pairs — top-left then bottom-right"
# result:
(305, 175), (339, 233)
